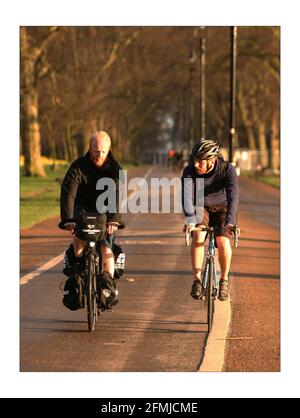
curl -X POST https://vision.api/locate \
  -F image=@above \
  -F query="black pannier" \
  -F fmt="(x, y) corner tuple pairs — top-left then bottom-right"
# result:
(75, 212), (107, 242)
(113, 243), (126, 279)
(98, 271), (118, 310)
(62, 275), (85, 311)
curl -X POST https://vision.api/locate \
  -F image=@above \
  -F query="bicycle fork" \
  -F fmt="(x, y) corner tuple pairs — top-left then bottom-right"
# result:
(201, 238), (218, 299)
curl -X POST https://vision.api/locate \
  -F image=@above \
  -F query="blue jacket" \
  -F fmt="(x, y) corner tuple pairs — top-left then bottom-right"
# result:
(181, 157), (239, 225)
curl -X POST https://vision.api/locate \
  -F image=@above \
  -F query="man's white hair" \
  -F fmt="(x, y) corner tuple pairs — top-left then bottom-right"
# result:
(89, 131), (111, 148)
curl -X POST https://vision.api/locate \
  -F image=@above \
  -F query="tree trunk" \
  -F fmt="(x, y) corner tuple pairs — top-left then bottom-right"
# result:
(23, 90), (45, 177)
(82, 119), (97, 154)
(21, 27), (45, 177)
(61, 134), (70, 161)
(45, 114), (58, 170)
(237, 86), (257, 150)
(66, 124), (78, 161)
(258, 121), (269, 168)
(270, 114), (280, 170)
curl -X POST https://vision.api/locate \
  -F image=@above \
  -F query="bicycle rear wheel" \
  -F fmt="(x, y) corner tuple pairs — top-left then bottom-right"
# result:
(207, 257), (215, 334)
(87, 256), (97, 332)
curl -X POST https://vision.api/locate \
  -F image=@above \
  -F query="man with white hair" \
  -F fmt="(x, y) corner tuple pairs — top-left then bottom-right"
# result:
(59, 131), (125, 304)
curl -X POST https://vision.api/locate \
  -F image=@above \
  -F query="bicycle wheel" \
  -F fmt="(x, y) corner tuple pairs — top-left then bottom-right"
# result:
(87, 255), (97, 332)
(207, 257), (215, 334)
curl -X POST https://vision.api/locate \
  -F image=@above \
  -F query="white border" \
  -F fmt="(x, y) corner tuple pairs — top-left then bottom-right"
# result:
(1, 0), (299, 399)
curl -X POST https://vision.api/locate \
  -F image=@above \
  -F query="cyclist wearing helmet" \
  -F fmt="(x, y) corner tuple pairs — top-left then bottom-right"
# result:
(181, 139), (239, 301)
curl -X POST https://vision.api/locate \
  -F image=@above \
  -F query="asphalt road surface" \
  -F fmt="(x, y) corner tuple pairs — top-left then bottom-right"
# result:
(20, 167), (280, 372)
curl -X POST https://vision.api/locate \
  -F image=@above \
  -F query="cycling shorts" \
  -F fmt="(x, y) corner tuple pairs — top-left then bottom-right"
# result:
(196, 205), (232, 239)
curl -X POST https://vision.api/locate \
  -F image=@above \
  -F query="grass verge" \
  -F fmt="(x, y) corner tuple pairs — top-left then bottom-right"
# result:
(241, 173), (280, 189)
(20, 165), (68, 229)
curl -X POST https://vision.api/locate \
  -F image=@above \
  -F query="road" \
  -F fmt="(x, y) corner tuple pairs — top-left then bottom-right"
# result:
(223, 176), (280, 372)
(20, 167), (280, 372)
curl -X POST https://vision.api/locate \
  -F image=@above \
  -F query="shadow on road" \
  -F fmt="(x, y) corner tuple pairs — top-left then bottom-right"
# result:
(231, 271), (280, 280)
(125, 269), (189, 276)
(21, 316), (206, 335)
(238, 237), (280, 244)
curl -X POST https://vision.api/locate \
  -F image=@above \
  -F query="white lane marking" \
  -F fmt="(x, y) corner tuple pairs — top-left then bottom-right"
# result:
(20, 252), (65, 285)
(20, 167), (154, 286)
(198, 296), (232, 372)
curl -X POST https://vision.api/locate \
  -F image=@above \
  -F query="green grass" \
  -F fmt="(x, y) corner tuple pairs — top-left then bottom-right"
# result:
(255, 176), (280, 189)
(20, 165), (69, 229)
(242, 172), (280, 189)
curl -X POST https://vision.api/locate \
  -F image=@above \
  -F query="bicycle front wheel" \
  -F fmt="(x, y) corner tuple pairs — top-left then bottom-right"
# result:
(87, 256), (97, 332)
(207, 257), (215, 334)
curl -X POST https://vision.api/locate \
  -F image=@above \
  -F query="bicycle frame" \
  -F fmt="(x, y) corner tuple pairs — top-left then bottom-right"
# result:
(201, 229), (218, 296)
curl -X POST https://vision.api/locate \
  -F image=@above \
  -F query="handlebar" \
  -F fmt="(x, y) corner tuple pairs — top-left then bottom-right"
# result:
(185, 225), (240, 247)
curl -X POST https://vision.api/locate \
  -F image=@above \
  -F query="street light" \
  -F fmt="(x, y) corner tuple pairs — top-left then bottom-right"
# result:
(199, 36), (206, 141)
(189, 46), (197, 153)
(229, 26), (238, 163)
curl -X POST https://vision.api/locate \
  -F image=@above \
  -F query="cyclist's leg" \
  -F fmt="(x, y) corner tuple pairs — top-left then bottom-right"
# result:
(215, 235), (232, 281)
(72, 204), (86, 258)
(191, 229), (207, 280)
(190, 228), (207, 299)
(63, 236), (85, 276)
(191, 208), (209, 280)
(73, 235), (85, 258)
(100, 234), (115, 277)
(211, 210), (232, 301)
(212, 211), (232, 281)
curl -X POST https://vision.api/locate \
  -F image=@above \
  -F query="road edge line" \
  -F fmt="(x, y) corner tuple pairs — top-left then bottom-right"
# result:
(20, 252), (65, 285)
(198, 296), (231, 372)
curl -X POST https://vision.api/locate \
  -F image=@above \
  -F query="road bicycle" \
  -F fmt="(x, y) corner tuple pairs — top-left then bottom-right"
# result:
(185, 225), (239, 333)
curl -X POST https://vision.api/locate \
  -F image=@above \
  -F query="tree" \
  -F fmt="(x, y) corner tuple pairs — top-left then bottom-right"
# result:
(20, 26), (60, 176)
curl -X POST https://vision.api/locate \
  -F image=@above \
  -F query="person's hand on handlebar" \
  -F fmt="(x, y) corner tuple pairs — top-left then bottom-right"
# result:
(64, 222), (77, 234)
(225, 223), (235, 235)
(107, 222), (119, 235)
(183, 223), (196, 233)
(225, 224), (240, 235)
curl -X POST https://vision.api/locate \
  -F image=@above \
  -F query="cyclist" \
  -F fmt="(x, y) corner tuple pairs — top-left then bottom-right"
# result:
(59, 131), (125, 284)
(181, 139), (239, 301)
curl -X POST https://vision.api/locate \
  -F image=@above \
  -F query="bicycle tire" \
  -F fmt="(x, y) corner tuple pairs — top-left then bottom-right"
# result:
(207, 257), (215, 334)
(87, 254), (97, 332)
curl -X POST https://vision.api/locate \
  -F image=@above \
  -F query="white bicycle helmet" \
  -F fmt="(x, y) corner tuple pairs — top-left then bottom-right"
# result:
(191, 139), (220, 160)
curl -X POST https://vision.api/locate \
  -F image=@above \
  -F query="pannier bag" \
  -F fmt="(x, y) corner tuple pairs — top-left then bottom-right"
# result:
(75, 212), (107, 242)
(63, 244), (86, 277)
(61, 275), (85, 311)
(98, 271), (118, 310)
(113, 243), (126, 279)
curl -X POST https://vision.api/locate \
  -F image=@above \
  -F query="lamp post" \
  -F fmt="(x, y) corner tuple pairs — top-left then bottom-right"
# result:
(200, 36), (206, 141)
(229, 26), (237, 163)
(189, 46), (197, 153)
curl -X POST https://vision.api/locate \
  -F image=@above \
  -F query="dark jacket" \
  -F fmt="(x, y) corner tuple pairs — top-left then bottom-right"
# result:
(181, 157), (239, 225)
(60, 151), (124, 227)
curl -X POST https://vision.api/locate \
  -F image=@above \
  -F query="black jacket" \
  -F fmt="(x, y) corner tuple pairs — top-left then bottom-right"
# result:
(60, 151), (125, 227)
